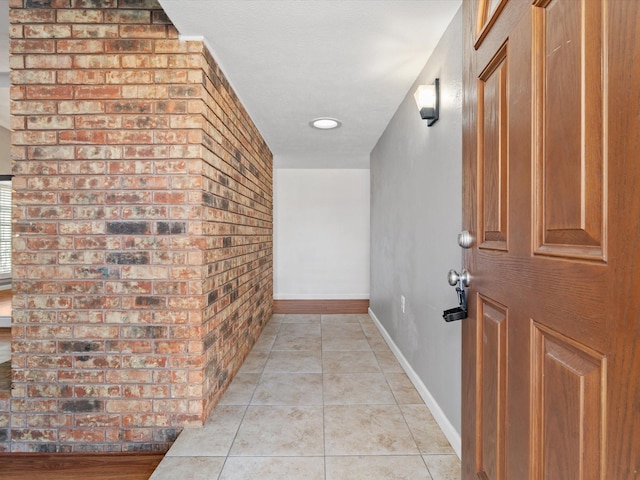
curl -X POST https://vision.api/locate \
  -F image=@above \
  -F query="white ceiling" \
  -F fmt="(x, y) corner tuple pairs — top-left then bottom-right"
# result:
(159, 0), (461, 169)
(0, 1), (462, 162)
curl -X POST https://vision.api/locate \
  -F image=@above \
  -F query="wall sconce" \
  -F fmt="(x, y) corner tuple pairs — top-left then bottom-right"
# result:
(414, 78), (439, 126)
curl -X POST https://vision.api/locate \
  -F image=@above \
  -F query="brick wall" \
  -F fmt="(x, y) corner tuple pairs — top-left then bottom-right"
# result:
(1, 0), (273, 452)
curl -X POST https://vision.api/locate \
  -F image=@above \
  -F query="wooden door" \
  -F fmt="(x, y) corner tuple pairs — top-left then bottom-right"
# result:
(462, 0), (640, 478)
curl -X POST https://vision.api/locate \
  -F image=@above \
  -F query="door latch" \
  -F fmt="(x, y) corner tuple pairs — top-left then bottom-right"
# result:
(443, 269), (469, 322)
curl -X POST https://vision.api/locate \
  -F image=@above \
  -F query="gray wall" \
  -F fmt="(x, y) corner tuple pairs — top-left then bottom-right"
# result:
(0, 126), (9, 175)
(370, 9), (462, 434)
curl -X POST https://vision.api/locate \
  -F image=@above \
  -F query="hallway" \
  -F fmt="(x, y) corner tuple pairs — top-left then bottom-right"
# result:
(150, 313), (460, 479)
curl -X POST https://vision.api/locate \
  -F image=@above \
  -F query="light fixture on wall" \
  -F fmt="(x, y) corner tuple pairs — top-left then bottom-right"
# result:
(414, 78), (440, 126)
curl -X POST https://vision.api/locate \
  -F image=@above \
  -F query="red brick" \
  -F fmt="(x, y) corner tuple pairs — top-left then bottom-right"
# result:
(57, 70), (105, 85)
(25, 85), (73, 100)
(24, 25), (71, 39)
(13, 130), (58, 145)
(75, 115), (122, 129)
(56, 39), (104, 54)
(119, 24), (166, 38)
(122, 115), (169, 129)
(71, 24), (119, 38)
(10, 9), (56, 24)
(104, 10), (150, 24)
(106, 400), (152, 414)
(106, 131), (152, 144)
(27, 146), (74, 161)
(11, 40), (56, 56)
(105, 100), (153, 114)
(74, 414), (121, 428)
(25, 55), (73, 69)
(72, 0), (117, 7)
(120, 54), (167, 69)
(73, 54), (120, 69)
(105, 70), (153, 84)
(11, 70), (56, 84)
(6, 0), (273, 454)
(119, 0), (161, 8)
(59, 429), (105, 443)
(107, 161), (152, 175)
(74, 146), (122, 160)
(105, 39), (152, 53)
(75, 85), (121, 99)
(59, 130), (107, 143)
(26, 115), (74, 130)
(56, 9), (103, 24)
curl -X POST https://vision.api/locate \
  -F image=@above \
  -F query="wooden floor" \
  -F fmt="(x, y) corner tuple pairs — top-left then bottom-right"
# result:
(0, 454), (164, 480)
(0, 291), (10, 317)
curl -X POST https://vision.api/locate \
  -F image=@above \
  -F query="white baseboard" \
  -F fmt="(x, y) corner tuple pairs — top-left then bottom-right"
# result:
(368, 307), (462, 459)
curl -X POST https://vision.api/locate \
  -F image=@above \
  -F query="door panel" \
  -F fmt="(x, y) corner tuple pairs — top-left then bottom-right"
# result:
(476, 297), (507, 480)
(478, 43), (509, 250)
(533, 0), (606, 260)
(531, 322), (605, 480)
(475, 0), (509, 48)
(462, 0), (640, 478)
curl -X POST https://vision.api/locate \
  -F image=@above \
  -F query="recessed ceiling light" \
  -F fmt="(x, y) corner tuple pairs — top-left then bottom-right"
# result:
(310, 117), (342, 130)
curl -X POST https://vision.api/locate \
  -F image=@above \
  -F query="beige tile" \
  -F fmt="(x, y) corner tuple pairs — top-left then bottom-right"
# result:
(269, 313), (285, 322)
(217, 373), (260, 405)
(322, 350), (381, 374)
(278, 322), (321, 336)
(272, 333), (322, 351)
(322, 335), (371, 351)
(237, 349), (269, 374)
(220, 456), (324, 480)
(324, 405), (419, 455)
(401, 405), (455, 454)
(149, 456), (225, 480)
(386, 372), (424, 404)
(366, 331), (390, 351)
(326, 455), (433, 480)
(357, 314), (375, 324)
(263, 317), (283, 330)
(260, 323), (282, 336)
(264, 350), (322, 373)
(359, 320), (381, 334)
(321, 314), (361, 324)
(374, 349), (405, 373)
(252, 373), (323, 405)
(283, 314), (321, 323)
(424, 454), (462, 480)
(323, 373), (396, 405)
(251, 333), (276, 352)
(166, 405), (246, 457)
(260, 323), (281, 337)
(230, 405), (324, 456)
(322, 323), (365, 337)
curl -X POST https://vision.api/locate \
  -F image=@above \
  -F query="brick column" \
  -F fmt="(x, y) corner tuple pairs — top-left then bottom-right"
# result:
(2, 0), (273, 453)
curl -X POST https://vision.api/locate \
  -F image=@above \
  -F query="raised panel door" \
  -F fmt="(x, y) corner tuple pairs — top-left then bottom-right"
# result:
(462, 0), (640, 478)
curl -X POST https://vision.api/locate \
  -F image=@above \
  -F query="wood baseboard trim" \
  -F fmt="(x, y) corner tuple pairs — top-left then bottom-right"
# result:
(0, 453), (164, 480)
(273, 299), (369, 314)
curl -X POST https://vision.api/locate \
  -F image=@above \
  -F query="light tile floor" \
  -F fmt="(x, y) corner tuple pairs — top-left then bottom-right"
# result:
(150, 313), (461, 480)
